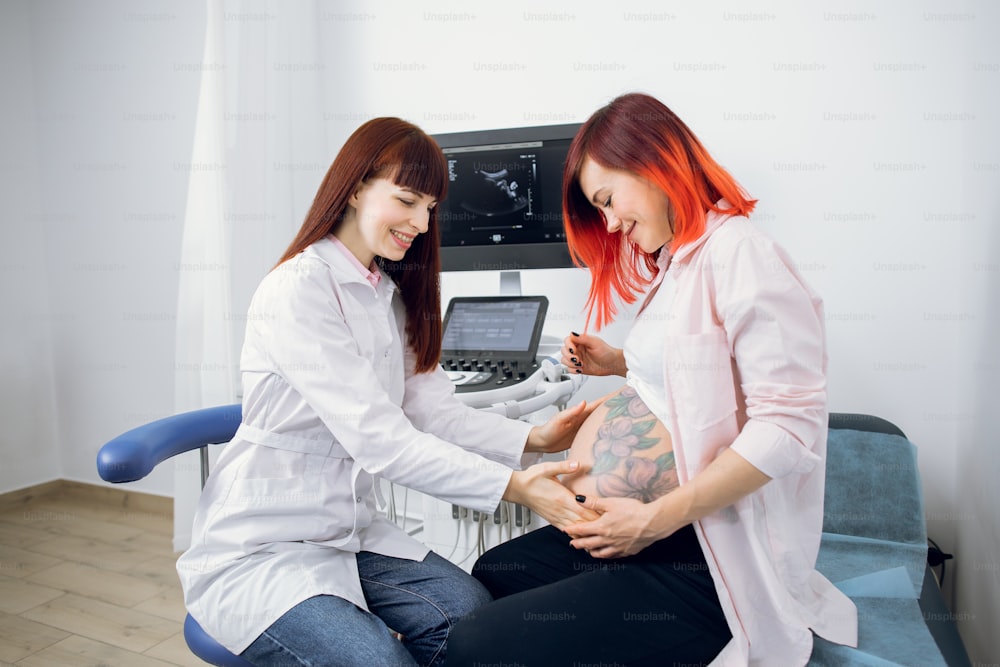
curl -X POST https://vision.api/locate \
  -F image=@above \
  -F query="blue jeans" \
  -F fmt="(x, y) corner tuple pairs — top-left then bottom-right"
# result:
(241, 550), (491, 667)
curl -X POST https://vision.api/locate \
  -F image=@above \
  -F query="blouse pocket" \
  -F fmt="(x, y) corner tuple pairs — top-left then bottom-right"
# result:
(665, 331), (738, 430)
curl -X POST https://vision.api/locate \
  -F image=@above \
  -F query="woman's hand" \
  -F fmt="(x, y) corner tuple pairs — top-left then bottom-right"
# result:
(503, 460), (601, 530)
(561, 332), (627, 377)
(566, 449), (772, 558)
(525, 400), (599, 454)
(564, 496), (678, 559)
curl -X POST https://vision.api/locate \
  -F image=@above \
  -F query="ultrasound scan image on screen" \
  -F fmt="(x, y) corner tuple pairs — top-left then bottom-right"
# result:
(449, 148), (537, 219)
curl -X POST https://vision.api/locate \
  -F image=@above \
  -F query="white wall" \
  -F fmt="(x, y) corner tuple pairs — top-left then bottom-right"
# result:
(0, 2), (60, 492)
(953, 36), (1000, 659)
(2, 0), (997, 661)
(1, 0), (207, 495)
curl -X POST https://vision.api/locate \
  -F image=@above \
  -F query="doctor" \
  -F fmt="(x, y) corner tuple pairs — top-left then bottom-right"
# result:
(176, 117), (596, 667)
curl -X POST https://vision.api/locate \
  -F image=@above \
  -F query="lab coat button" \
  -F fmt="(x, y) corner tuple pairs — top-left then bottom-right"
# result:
(356, 496), (362, 503)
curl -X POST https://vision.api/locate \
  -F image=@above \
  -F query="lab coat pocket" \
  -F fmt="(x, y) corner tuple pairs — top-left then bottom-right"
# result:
(224, 473), (349, 547)
(665, 331), (738, 430)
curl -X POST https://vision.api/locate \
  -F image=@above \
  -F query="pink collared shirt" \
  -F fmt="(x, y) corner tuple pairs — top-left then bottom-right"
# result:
(330, 234), (381, 288)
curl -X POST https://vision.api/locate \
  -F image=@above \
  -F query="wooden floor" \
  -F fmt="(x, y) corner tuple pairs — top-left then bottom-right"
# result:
(0, 481), (201, 666)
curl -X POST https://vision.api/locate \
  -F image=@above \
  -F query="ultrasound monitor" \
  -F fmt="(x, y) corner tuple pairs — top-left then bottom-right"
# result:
(432, 123), (582, 295)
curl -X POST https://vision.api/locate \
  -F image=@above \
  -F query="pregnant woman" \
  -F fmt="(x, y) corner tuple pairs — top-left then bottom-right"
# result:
(443, 93), (858, 667)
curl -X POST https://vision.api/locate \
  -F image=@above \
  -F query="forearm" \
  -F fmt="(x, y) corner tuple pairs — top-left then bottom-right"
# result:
(608, 348), (628, 377)
(652, 448), (771, 532)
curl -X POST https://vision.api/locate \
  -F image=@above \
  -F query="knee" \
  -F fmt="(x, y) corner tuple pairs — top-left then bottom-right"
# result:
(447, 572), (493, 620)
(415, 577), (491, 667)
(413, 561), (493, 635)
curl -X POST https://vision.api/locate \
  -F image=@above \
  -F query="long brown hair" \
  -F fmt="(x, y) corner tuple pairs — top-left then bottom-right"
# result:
(276, 117), (448, 372)
(563, 93), (756, 330)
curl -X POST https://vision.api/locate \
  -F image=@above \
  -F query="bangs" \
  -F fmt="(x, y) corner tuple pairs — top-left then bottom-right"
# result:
(373, 132), (449, 202)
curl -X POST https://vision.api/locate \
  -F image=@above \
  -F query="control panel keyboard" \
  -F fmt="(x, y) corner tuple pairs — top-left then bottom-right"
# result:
(440, 356), (541, 393)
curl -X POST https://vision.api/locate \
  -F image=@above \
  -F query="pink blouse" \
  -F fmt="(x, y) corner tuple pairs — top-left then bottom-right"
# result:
(654, 206), (857, 666)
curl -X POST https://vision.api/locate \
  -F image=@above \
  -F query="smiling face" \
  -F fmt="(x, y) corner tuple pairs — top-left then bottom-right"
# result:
(336, 177), (438, 266)
(577, 157), (675, 255)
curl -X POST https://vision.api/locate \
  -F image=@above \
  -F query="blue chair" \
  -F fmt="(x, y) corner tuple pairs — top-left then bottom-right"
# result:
(99, 407), (972, 666)
(97, 404), (253, 667)
(813, 413), (972, 666)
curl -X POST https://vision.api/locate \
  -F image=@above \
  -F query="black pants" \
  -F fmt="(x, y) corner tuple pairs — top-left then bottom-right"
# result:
(444, 524), (732, 667)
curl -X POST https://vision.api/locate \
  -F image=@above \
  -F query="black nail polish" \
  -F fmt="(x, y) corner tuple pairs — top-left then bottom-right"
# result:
(575, 495), (587, 503)
(570, 357), (579, 363)
(571, 331), (580, 336)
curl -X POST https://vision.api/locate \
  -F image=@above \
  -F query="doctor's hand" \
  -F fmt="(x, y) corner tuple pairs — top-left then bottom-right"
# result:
(503, 460), (600, 530)
(564, 496), (678, 559)
(525, 400), (599, 454)
(561, 332), (627, 377)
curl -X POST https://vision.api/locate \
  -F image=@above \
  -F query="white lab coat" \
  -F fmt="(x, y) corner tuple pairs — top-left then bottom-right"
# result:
(176, 236), (533, 653)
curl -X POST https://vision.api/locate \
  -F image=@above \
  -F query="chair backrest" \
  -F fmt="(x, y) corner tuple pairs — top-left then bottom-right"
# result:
(828, 412), (906, 438)
(823, 424), (925, 546)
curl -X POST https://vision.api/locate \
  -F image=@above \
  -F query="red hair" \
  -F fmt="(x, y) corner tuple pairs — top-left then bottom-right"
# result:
(563, 93), (756, 330)
(276, 117), (448, 372)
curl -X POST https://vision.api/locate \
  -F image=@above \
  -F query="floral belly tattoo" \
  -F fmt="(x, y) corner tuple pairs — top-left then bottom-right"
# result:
(590, 386), (679, 503)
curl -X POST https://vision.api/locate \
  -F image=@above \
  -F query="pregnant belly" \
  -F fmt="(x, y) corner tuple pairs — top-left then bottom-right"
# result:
(562, 384), (679, 503)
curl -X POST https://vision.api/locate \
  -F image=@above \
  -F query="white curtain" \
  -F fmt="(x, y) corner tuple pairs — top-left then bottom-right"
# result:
(172, 0), (331, 550)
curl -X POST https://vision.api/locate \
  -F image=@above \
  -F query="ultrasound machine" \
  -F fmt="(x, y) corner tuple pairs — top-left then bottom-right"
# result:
(413, 123), (586, 561)
(430, 122), (584, 417)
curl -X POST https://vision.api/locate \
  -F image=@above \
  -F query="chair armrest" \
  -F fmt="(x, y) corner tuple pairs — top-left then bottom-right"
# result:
(97, 404), (242, 483)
